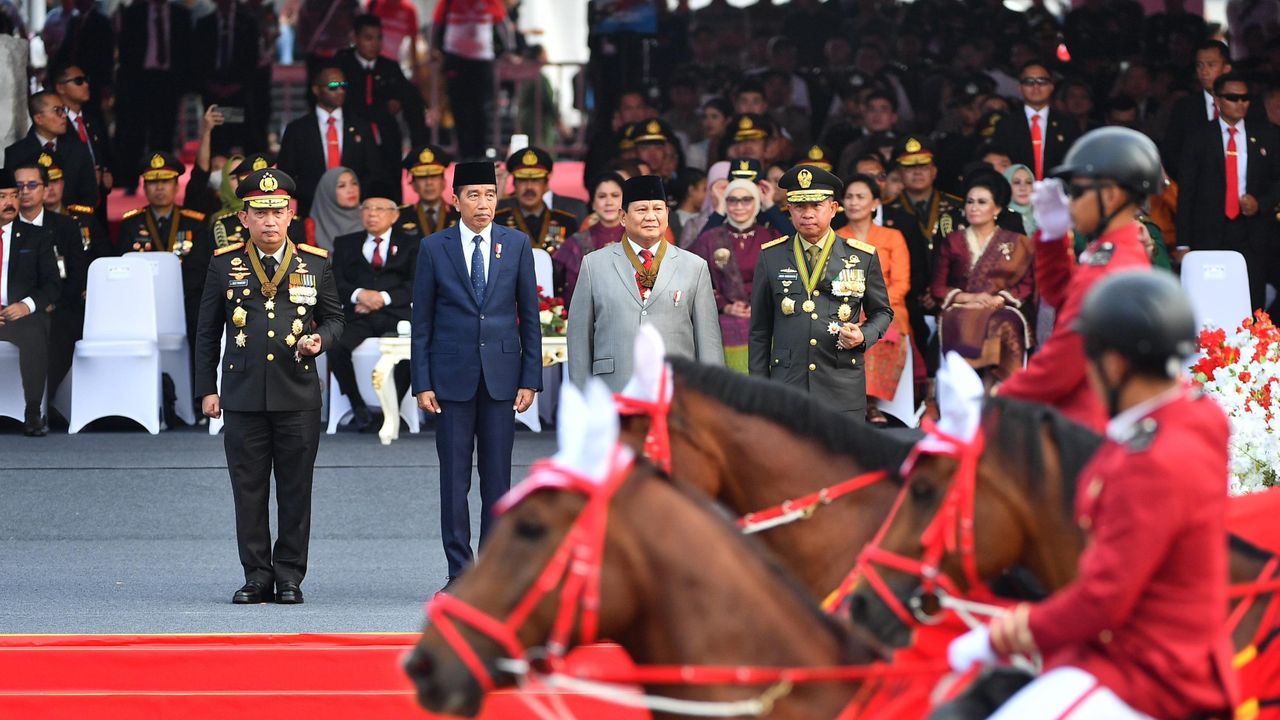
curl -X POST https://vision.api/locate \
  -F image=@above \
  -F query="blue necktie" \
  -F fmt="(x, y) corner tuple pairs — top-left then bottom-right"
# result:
(470, 236), (487, 305)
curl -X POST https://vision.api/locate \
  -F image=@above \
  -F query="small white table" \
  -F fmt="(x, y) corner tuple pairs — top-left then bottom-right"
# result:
(374, 335), (569, 445)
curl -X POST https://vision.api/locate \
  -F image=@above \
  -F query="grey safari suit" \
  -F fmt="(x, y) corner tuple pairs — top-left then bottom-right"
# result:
(749, 231), (893, 415)
(567, 239), (723, 391)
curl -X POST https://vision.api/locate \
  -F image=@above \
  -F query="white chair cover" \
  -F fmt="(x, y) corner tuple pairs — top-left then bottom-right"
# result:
(125, 252), (195, 424)
(70, 257), (161, 434)
(325, 338), (420, 434)
(0, 341), (35, 423)
(532, 247), (553, 298)
(878, 339), (917, 427)
(1180, 250), (1253, 333)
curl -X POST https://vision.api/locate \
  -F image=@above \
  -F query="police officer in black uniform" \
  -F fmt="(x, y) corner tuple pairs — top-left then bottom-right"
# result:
(211, 153), (307, 250)
(397, 144), (459, 239)
(195, 169), (344, 605)
(749, 165), (893, 417)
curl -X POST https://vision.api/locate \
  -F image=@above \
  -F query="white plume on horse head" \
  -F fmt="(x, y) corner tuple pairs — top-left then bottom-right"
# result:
(917, 352), (986, 455)
(619, 324), (669, 404)
(553, 378), (622, 483)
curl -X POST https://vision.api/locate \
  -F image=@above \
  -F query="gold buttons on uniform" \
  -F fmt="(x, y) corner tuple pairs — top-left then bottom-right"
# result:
(268, 330), (275, 337)
(812, 289), (820, 297)
(268, 312), (275, 319)
(266, 353), (275, 362)
(810, 313), (818, 320)
(243, 289), (251, 296)
(228, 364), (235, 370)
(851, 358), (857, 366)
(298, 307), (307, 316)
(809, 338), (817, 346)
(808, 363), (816, 371)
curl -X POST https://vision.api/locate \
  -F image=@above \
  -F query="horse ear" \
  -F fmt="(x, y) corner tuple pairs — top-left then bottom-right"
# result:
(934, 352), (986, 444)
(553, 378), (620, 482)
(619, 324), (667, 403)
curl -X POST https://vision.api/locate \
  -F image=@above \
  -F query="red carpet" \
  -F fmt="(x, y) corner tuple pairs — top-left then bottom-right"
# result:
(0, 633), (644, 719)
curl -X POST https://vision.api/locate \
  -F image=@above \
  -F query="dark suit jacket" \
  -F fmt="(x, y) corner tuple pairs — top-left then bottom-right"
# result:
(3, 222), (62, 312)
(276, 111), (383, 217)
(66, 105), (113, 175)
(50, 9), (115, 99)
(3, 131), (97, 208)
(989, 106), (1081, 178)
(332, 228), (420, 322)
(191, 7), (261, 92)
(1176, 120), (1280, 252)
(1163, 92), (1270, 182)
(334, 48), (427, 148)
(410, 224), (543, 402)
(39, 211), (92, 312)
(116, 0), (192, 83)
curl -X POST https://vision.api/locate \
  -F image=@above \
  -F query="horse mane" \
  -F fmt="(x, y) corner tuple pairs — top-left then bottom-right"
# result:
(666, 357), (916, 473)
(984, 396), (1104, 510)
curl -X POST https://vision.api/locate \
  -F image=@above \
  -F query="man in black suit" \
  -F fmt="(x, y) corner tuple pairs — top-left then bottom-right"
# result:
(192, 0), (261, 155)
(3, 91), (98, 208)
(0, 169), (62, 436)
(195, 169), (344, 604)
(988, 60), (1081, 181)
(335, 14), (426, 204)
(1163, 40), (1233, 182)
(276, 65), (382, 218)
(1177, 73), (1280, 311)
(12, 160), (91, 407)
(114, 0), (192, 191)
(46, 0), (115, 106)
(330, 195), (418, 430)
(52, 63), (113, 228)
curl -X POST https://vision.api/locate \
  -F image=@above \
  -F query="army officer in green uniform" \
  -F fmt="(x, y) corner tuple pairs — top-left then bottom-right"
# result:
(749, 165), (893, 416)
(194, 168), (344, 605)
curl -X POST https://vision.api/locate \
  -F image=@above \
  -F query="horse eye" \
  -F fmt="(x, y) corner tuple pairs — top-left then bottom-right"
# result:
(514, 517), (547, 540)
(909, 481), (936, 503)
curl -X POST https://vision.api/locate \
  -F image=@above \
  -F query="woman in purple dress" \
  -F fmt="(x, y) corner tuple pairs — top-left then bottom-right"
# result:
(689, 178), (782, 372)
(554, 173), (625, 305)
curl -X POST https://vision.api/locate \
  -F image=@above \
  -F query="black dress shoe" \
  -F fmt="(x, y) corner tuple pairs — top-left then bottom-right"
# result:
(232, 581), (273, 604)
(346, 406), (373, 432)
(276, 581), (304, 604)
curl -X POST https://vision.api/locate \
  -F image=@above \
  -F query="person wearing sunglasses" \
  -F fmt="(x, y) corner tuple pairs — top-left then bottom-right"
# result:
(1175, 72), (1280, 312)
(51, 64), (112, 207)
(989, 60), (1081, 182)
(277, 65), (382, 218)
(997, 127), (1160, 433)
(3, 90), (97, 210)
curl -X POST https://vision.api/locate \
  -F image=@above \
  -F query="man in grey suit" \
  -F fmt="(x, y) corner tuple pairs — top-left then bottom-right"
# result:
(567, 175), (723, 390)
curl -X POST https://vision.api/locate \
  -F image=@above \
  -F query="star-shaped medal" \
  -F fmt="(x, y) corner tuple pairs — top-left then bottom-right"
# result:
(265, 298), (276, 311)
(235, 330), (247, 347)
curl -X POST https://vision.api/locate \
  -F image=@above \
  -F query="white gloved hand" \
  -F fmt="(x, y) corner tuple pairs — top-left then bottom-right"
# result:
(948, 626), (998, 672)
(1031, 178), (1072, 241)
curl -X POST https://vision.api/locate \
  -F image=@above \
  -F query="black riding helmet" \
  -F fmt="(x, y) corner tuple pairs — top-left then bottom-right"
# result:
(1074, 270), (1198, 378)
(1049, 126), (1164, 197)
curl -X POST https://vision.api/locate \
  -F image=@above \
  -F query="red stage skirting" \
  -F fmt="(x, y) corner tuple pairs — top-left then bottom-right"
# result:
(0, 633), (644, 719)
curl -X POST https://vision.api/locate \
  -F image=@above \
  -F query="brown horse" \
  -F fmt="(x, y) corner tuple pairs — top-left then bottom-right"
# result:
(845, 395), (1276, 661)
(617, 356), (918, 601)
(405, 451), (889, 719)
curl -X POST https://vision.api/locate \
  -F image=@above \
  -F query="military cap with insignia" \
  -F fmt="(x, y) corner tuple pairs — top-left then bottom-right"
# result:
(231, 153), (274, 180)
(403, 144), (451, 177)
(796, 145), (834, 172)
(622, 175), (667, 207)
(893, 136), (935, 167)
(633, 118), (675, 145)
(728, 113), (773, 142)
(236, 169), (296, 208)
(506, 147), (554, 179)
(978, 110), (1006, 140)
(617, 122), (640, 152)
(142, 151), (185, 181)
(728, 157), (763, 182)
(37, 150), (64, 181)
(778, 164), (842, 204)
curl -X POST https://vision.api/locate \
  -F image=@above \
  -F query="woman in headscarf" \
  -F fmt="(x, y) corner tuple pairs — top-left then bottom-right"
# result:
(688, 177), (782, 372)
(678, 160), (731, 249)
(837, 173), (912, 424)
(555, 173), (626, 305)
(931, 168), (1036, 385)
(306, 166), (364, 251)
(1004, 163), (1037, 235)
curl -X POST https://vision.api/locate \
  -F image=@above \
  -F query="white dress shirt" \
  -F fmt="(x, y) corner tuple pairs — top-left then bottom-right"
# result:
(1204, 90), (1217, 121)
(460, 220), (492, 282)
(1220, 118), (1249, 197)
(1024, 104), (1049, 130)
(0, 221), (38, 311)
(1105, 384), (1184, 443)
(23, 209), (45, 227)
(258, 244), (286, 265)
(353, 229), (394, 306)
(317, 107), (344, 156)
(628, 237), (664, 301)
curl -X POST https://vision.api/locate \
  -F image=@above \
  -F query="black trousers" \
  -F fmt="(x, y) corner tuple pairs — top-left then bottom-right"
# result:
(222, 408), (321, 586)
(46, 307), (83, 404)
(1215, 218), (1267, 311)
(435, 372), (515, 576)
(114, 69), (181, 187)
(0, 312), (50, 423)
(443, 53), (494, 161)
(327, 313), (408, 411)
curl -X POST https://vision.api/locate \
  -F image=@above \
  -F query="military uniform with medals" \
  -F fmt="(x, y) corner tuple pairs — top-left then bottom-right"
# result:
(749, 165), (894, 416)
(494, 147), (579, 296)
(193, 169), (344, 605)
(397, 144), (459, 239)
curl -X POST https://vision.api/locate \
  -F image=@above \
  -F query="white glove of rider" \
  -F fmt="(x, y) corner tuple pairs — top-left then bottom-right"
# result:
(1031, 178), (1072, 241)
(948, 626), (998, 672)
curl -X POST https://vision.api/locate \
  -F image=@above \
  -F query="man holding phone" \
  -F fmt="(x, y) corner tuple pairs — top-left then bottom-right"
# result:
(193, 0), (261, 154)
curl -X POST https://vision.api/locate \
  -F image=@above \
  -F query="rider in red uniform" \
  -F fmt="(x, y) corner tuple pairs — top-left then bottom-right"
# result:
(997, 128), (1159, 432)
(948, 271), (1237, 719)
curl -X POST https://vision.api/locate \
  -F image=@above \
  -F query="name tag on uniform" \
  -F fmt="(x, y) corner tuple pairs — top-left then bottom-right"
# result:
(228, 279), (249, 288)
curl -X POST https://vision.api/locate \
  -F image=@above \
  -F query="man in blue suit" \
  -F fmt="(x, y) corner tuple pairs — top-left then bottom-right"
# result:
(411, 161), (542, 588)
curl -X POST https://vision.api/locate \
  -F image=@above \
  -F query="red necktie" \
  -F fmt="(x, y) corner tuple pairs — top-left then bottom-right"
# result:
(75, 115), (88, 143)
(0, 226), (5, 307)
(44, 141), (54, 151)
(636, 248), (653, 299)
(1225, 127), (1240, 220)
(371, 236), (384, 269)
(326, 116), (340, 168)
(1030, 114), (1044, 180)
(365, 72), (374, 105)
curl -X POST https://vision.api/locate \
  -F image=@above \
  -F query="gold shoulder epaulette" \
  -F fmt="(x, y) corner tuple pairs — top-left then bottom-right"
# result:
(67, 204), (94, 214)
(942, 192), (963, 204)
(121, 207), (145, 220)
(180, 208), (206, 221)
(214, 242), (244, 256)
(297, 244), (328, 258)
(847, 238), (877, 254)
(551, 208), (578, 220)
(760, 236), (788, 250)
(212, 209), (234, 222)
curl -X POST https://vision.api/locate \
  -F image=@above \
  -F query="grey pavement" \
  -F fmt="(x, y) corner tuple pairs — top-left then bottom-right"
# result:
(0, 427), (558, 634)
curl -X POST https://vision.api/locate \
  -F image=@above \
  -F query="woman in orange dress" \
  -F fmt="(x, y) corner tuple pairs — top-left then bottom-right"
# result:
(837, 173), (911, 424)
